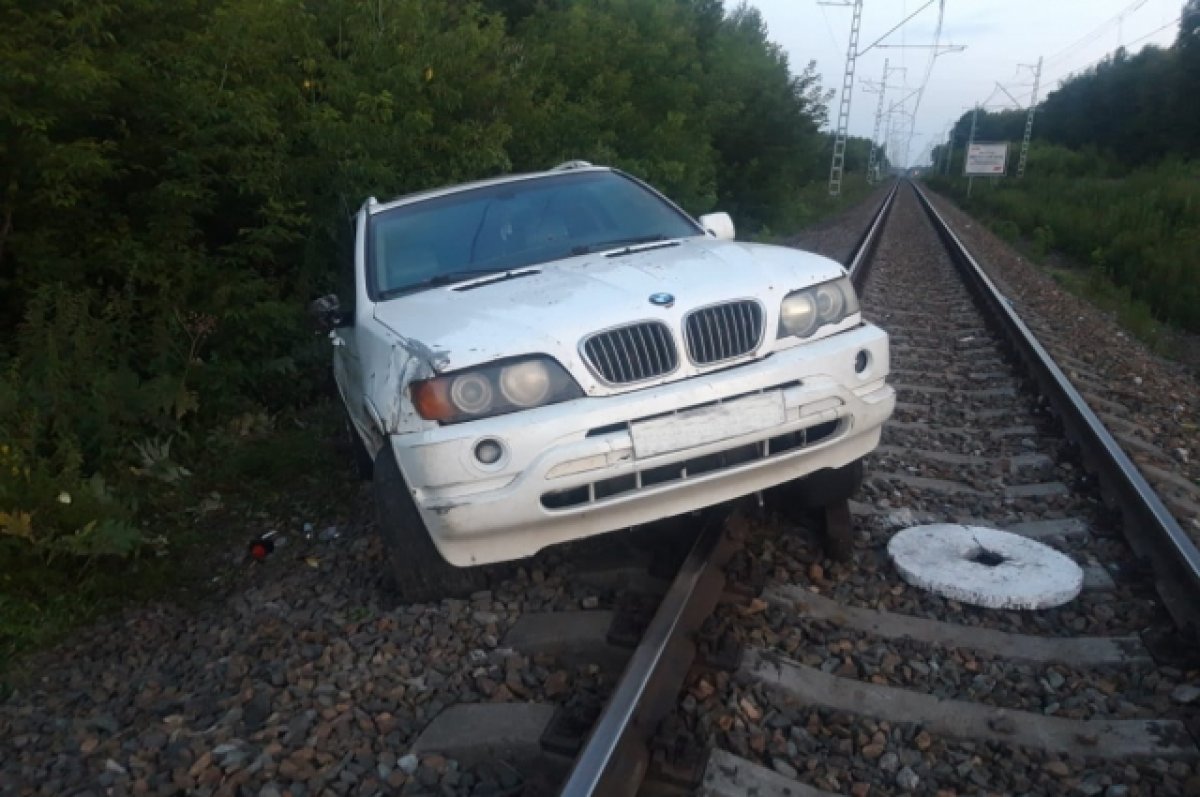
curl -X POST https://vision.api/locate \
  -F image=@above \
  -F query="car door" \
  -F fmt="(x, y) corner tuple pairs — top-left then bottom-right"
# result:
(332, 209), (366, 437)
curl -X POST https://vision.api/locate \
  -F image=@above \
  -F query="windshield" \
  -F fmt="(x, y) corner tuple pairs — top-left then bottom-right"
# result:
(369, 170), (703, 298)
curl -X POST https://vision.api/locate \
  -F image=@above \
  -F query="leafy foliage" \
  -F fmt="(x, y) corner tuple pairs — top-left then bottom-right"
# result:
(927, 144), (1200, 333)
(927, 8), (1200, 335)
(932, 2), (1200, 174)
(0, 0), (847, 568)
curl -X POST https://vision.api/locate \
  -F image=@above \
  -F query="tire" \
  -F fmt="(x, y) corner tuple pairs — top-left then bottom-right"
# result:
(344, 412), (374, 481)
(373, 446), (486, 602)
(768, 458), (864, 516)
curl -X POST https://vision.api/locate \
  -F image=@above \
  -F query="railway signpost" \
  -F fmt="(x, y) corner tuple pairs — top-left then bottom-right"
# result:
(964, 141), (1009, 175)
(964, 139), (1008, 196)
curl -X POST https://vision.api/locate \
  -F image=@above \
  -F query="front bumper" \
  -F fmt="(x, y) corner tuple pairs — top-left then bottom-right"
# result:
(390, 323), (894, 566)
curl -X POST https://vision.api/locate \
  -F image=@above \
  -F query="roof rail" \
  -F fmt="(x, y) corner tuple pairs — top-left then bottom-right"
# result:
(550, 160), (593, 171)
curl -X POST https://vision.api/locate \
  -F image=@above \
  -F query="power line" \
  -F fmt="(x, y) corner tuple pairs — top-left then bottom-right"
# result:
(857, 0), (936, 57)
(908, 1), (946, 122)
(993, 82), (1023, 108)
(902, 0), (952, 166)
(936, 4), (1180, 181)
(1041, 15), (1181, 86)
(867, 0), (959, 167)
(1044, 0), (1151, 65)
(826, 0), (961, 169)
(1123, 12), (1181, 46)
(817, 3), (845, 54)
(977, 84), (1002, 110)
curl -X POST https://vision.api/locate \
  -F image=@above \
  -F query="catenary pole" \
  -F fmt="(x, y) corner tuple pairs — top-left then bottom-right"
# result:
(966, 103), (979, 197)
(827, 0), (864, 196)
(1017, 56), (1043, 178)
(866, 59), (890, 183)
(939, 121), (954, 175)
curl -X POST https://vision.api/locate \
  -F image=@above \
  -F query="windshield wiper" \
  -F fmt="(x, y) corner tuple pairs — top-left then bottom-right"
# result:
(378, 268), (511, 299)
(570, 234), (671, 257)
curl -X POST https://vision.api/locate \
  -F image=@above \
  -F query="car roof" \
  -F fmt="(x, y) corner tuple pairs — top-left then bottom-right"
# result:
(367, 163), (612, 215)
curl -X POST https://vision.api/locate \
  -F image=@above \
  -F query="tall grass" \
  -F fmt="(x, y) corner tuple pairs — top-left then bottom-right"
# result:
(926, 144), (1200, 335)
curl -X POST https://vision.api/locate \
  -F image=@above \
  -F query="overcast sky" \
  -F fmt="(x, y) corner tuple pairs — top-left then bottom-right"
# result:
(747, 0), (1183, 166)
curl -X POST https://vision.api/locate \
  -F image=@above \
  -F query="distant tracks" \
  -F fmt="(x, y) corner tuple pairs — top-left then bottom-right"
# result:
(402, 183), (1199, 795)
(909, 182), (1200, 634)
(558, 181), (1199, 796)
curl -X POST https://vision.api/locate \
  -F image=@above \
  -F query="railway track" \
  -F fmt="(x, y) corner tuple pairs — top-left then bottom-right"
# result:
(7, 182), (1196, 797)
(554, 181), (1200, 796)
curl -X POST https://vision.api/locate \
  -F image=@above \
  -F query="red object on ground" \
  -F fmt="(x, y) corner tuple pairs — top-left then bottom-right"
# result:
(249, 539), (274, 560)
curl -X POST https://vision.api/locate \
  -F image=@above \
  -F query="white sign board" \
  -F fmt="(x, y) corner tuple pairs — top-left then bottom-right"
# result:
(965, 142), (1008, 176)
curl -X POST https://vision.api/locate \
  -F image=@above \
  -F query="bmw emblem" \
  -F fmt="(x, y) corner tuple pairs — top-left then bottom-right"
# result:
(649, 292), (675, 308)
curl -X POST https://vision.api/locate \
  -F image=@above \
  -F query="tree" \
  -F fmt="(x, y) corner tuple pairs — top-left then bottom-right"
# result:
(698, 4), (829, 229)
(0, 0), (838, 562)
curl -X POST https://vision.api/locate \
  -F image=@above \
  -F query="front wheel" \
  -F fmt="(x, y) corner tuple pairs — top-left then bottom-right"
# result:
(373, 446), (486, 602)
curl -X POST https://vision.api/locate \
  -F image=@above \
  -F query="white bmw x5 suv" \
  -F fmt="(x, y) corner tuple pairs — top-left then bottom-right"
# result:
(315, 162), (894, 599)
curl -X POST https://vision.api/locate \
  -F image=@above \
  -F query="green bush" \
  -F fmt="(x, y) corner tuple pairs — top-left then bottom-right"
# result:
(0, 287), (186, 560)
(994, 219), (1020, 242)
(0, 0), (853, 576)
(930, 147), (1200, 334)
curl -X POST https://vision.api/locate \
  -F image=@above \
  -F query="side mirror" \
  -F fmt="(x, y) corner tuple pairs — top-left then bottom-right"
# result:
(699, 212), (735, 241)
(309, 294), (352, 329)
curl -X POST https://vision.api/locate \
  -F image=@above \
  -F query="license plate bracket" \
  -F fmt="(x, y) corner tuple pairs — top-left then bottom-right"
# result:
(631, 391), (787, 459)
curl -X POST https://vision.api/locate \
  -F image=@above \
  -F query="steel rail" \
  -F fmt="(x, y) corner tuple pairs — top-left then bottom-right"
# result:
(910, 180), (1200, 631)
(847, 180), (900, 290)
(556, 512), (738, 795)
(557, 184), (903, 797)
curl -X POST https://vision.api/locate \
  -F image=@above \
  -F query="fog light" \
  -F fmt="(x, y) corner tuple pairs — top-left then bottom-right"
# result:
(855, 350), (869, 374)
(474, 438), (504, 465)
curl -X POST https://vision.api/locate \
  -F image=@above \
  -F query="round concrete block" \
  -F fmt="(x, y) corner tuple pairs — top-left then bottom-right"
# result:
(888, 524), (1083, 610)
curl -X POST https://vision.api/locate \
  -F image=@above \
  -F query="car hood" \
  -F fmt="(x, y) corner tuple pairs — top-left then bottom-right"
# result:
(372, 237), (846, 389)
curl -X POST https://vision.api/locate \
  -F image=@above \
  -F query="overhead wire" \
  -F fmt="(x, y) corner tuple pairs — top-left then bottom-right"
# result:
(857, 0), (936, 56)
(907, 1), (944, 123)
(901, 0), (946, 165)
(817, 3), (845, 55)
(944, 7), (1180, 166)
(1041, 14), (1181, 86)
(1044, 0), (1151, 65)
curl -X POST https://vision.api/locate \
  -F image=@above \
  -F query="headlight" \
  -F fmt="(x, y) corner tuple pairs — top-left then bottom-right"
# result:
(778, 276), (860, 340)
(779, 292), (819, 338)
(411, 356), (582, 423)
(814, 282), (846, 321)
(499, 360), (552, 406)
(450, 373), (494, 414)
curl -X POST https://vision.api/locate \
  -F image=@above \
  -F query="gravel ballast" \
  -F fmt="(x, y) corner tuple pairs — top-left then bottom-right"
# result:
(5, 181), (1198, 797)
(653, 183), (1199, 797)
(0, 508), (667, 796)
(922, 189), (1200, 544)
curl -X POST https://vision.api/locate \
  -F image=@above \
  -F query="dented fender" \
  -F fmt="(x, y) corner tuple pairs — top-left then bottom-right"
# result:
(369, 323), (452, 436)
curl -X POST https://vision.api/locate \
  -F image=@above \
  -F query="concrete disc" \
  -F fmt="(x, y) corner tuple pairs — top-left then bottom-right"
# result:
(888, 524), (1083, 610)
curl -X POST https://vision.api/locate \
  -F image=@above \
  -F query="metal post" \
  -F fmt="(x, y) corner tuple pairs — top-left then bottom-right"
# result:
(828, 0), (864, 196)
(866, 58), (889, 184)
(1017, 56), (1042, 178)
(884, 110), (895, 177)
(941, 124), (954, 175)
(966, 103), (978, 197)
